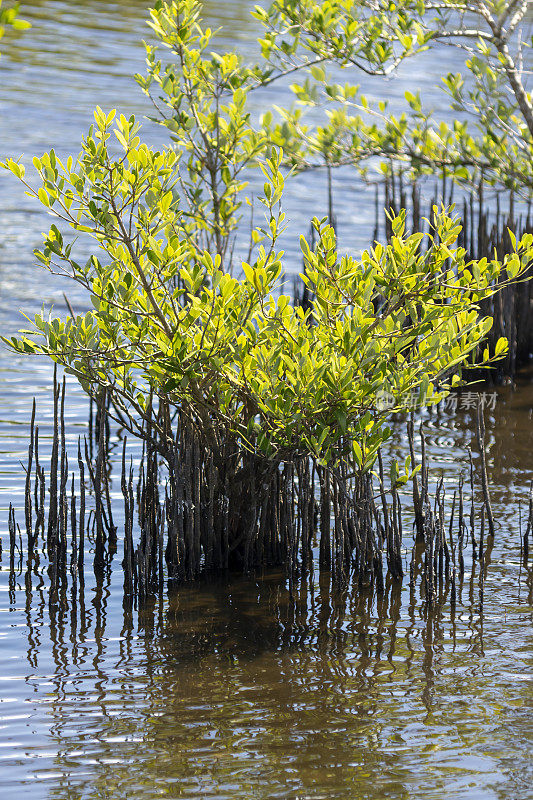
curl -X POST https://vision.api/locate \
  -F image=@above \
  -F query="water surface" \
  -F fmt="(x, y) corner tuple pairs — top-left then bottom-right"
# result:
(0, 4), (531, 799)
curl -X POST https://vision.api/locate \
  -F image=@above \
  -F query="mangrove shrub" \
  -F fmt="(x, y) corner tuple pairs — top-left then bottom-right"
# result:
(2, 0), (531, 576)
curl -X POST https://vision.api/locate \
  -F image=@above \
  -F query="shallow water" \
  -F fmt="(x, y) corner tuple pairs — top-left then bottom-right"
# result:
(0, 3), (532, 799)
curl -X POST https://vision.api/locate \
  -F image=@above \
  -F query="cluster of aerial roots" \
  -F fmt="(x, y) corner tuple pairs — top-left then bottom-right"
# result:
(379, 171), (533, 381)
(298, 172), (533, 381)
(3, 373), (532, 610)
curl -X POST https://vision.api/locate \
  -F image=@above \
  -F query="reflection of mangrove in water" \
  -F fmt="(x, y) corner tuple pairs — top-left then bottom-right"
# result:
(13, 557), (532, 800)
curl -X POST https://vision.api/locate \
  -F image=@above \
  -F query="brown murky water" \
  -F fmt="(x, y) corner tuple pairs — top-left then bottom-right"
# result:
(0, 3), (532, 799)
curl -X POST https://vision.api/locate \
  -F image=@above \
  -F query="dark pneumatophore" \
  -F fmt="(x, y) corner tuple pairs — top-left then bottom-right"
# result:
(377, 172), (533, 381)
(3, 371), (531, 612)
